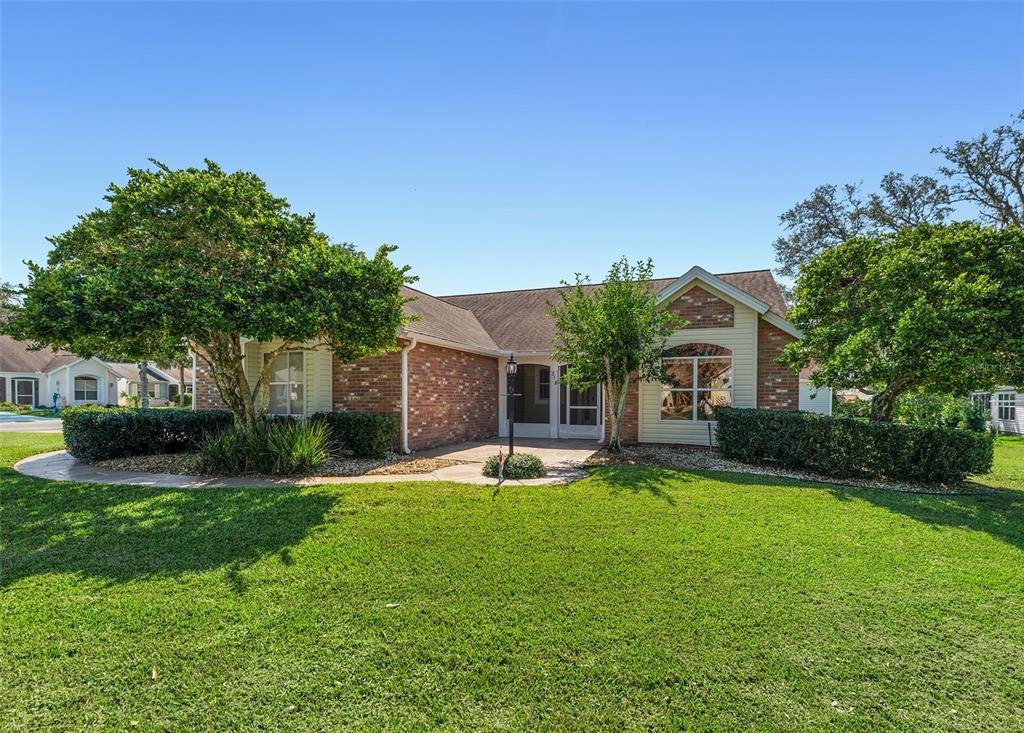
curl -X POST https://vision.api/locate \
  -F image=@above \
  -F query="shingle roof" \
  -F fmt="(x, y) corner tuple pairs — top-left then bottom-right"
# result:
(401, 286), (500, 352)
(440, 270), (787, 353)
(0, 335), (78, 373)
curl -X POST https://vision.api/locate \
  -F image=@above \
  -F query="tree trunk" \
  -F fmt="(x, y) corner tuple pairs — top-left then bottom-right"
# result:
(138, 361), (150, 408)
(604, 372), (631, 453)
(869, 378), (914, 421)
(178, 364), (186, 406)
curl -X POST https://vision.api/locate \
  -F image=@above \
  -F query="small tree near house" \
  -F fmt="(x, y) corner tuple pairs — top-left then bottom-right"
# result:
(549, 257), (684, 451)
(6, 160), (412, 426)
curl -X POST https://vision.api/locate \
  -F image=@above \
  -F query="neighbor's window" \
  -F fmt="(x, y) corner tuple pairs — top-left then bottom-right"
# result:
(997, 392), (1016, 421)
(536, 366), (551, 402)
(972, 392), (992, 413)
(266, 352), (305, 416)
(660, 343), (733, 421)
(147, 382), (168, 399)
(73, 376), (98, 401)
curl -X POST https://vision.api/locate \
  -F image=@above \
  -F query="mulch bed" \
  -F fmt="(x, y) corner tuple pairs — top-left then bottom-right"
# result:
(583, 444), (993, 495)
(92, 452), (467, 478)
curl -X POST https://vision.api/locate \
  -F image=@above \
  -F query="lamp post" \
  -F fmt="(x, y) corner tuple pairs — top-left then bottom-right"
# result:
(506, 354), (518, 456)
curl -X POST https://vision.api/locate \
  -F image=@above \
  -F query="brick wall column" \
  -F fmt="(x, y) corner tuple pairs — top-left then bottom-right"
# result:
(757, 319), (799, 410)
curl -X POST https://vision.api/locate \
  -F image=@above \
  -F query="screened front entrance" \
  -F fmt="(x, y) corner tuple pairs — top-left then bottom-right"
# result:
(12, 378), (38, 407)
(500, 361), (602, 441)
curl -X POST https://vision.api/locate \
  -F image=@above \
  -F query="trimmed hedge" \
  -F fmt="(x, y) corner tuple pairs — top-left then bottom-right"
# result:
(715, 408), (994, 484)
(311, 411), (398, 459)
(61, 407), (233, 462)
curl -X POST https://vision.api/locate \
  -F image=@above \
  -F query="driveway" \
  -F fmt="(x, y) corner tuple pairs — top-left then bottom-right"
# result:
(0, 411), (63, 432)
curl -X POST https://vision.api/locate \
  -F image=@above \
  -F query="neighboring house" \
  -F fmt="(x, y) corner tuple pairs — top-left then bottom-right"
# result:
(799, 365), (833, 416)
(0, 336), (192, 408)
(193, 266), (817, 450)
(972, 388), (1023, 435)
(106, 362), (194, 406)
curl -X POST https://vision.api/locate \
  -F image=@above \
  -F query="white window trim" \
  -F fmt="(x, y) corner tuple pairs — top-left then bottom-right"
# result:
(266, 351), (306, 417)
(535, 366), (551, 404)
(73, 375), (99, 402)
(558, 365), (601, 427)
(12, 377), (37, 406)
(997, 392), (1016, 421)
(659, 354), (734, 422)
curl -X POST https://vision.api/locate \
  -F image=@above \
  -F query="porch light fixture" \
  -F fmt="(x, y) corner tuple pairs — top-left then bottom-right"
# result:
(506, 354), (518, 455)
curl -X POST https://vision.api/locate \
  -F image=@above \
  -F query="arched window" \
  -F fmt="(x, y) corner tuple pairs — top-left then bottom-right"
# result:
(660, 344), (733, 421)
(74, 376), (98, 402)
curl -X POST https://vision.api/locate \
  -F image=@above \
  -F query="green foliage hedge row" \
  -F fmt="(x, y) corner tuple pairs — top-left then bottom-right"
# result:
(312, 411), (398, 459)
(715, 408), (994, 484)
(61, 407), (233, 461)
(198, 420), (330, 475)
(482, 453), (547, 480)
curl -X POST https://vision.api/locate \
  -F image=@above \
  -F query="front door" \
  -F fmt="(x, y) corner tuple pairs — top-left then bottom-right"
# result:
(557, 365), (602, 439)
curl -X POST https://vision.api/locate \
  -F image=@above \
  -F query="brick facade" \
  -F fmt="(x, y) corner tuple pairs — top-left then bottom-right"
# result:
(193, 358), (228, 411)
(331, 350), (403, 418)
(407, 342), (498, 450)
(757, 319), (799, 410)
(666, 286), (735, 328)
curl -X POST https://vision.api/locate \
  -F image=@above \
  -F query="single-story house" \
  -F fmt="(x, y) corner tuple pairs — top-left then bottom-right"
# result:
(0, 336), (192, 408)
(194, 266), (825, 450)
(972, 388), (1022, 435)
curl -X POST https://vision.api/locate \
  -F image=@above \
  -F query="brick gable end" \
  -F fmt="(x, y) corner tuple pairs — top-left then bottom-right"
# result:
(666, 286), (735, 328)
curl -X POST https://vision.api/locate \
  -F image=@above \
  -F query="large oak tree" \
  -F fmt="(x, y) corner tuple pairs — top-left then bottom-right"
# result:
(783, 223), (1024, 421)
(6, 160), (411, 426)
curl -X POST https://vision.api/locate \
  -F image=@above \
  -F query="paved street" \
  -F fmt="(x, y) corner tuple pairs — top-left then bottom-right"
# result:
(0, 412), (63, 432)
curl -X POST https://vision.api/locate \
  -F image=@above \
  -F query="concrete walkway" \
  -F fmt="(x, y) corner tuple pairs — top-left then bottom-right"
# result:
(0, 411), (63, 432)
(13, 439), (600, 488)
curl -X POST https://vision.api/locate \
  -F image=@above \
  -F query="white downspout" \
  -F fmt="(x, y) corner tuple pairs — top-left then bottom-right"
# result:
(401, 337), (418, 454)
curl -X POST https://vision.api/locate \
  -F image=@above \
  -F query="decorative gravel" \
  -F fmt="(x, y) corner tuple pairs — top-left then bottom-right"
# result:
(583, 444), (993, 495)
(92, 452), (468, 478)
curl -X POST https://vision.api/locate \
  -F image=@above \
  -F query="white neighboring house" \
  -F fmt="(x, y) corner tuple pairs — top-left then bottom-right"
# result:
(798, 365), (833, 415)
(0, 336), (192, 408)
(972, 388), (1023, 436)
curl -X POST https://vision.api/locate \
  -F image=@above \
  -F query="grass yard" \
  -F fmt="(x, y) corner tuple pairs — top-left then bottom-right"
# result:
(2, 433), (1023, 731)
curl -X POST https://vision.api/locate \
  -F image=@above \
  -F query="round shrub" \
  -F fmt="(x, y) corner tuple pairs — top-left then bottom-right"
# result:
(482, 453), (547, 480)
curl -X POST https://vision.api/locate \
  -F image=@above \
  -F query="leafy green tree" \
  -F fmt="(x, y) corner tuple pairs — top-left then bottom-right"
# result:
(549, 257), (683, 451)
(783, 223), (1024, 421)
(774, 110), (1023, 277)
(6, 160), (411, 426)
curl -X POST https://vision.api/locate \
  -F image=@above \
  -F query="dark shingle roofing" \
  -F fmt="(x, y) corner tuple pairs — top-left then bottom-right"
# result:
(438, 270), (787, 353)
(0, 335), (79, 373)
(401, 286), (499, 352)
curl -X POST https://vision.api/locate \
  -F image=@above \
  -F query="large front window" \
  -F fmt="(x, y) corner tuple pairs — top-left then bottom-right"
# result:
(997, 392), (1016, 421)
(73, 376), (98, 401)
(660, 344), (733, 421)
(267, 352), (304, 416)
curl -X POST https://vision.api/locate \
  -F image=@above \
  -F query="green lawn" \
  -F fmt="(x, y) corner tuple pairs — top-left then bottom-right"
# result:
(2, 433), (1023, 731)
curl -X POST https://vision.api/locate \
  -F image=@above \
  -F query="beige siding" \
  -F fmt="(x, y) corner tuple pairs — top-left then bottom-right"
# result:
(242, 339), (333, 416)
(638, 284), (759, 445)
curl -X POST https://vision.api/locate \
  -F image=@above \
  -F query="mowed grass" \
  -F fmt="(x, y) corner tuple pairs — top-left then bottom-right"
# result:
(2, 433), (1023, 731)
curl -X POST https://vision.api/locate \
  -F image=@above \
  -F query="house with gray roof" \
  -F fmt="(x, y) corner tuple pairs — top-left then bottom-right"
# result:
(193, 266), (825, 451)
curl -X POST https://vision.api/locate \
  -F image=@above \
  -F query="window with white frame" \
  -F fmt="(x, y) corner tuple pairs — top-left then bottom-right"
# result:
(660, 344), (733, 421)
(536, 366), (550, 403)
(972, 393), (992, 413)
(997, 392), (1016, 421)
(266, 352), (305, 416)
(73, 376), (98, 401)
(147, 382), (168, 399)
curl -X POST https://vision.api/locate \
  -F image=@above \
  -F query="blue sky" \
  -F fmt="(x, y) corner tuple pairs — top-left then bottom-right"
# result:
(2, 2), (1022, 294)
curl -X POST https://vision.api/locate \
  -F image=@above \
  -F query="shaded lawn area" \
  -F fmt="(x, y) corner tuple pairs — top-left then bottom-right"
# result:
(2, 434), (1023, 731)
(976, 435), (1024, 491)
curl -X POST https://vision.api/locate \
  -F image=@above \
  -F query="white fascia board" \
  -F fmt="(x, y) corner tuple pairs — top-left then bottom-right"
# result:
(655, 266), (771, 315)
(762, 310), (803, 339)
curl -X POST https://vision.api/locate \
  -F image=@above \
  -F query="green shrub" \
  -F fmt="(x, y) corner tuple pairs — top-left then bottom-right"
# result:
(831, 397), (870, 421)
(61, 407), (233, 461)
(894, 390), (988, 432)
(715, 408), (994, 484)
(197, 419), (330, 475)
(311, 411), (398, 458)
(482, 452), (547, 480)
(0, 401), (29, 412)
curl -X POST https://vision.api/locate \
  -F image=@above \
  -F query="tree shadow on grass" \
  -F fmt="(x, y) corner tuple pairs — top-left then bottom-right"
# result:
(0, 469), (338, 590)
(586, 466), (696, 506)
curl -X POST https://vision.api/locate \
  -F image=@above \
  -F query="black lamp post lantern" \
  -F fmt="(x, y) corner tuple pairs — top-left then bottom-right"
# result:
(506, 354), (518, 455)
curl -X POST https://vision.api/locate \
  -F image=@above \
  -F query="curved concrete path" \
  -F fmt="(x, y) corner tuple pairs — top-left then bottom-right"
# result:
(14, 439), (598, 488)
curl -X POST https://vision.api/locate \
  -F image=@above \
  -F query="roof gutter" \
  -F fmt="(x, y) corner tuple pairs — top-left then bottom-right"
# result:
(397, 329), (506, 357)
(400, 337), (418, 454)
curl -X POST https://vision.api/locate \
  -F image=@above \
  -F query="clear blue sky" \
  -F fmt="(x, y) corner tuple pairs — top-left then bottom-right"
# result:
(2, 1), (1022, 294)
